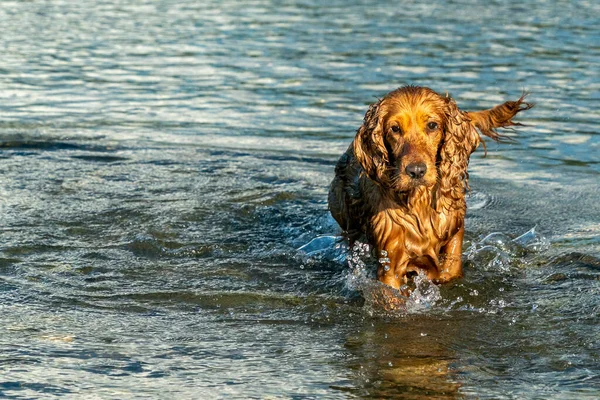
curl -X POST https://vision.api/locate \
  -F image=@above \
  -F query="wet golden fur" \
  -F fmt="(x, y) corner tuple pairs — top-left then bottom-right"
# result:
(328, 86), (532, 290)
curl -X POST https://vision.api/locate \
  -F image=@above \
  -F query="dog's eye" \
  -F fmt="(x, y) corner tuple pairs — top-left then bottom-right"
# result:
(391, 125), (401, 133)
(427, 122), (439, 130)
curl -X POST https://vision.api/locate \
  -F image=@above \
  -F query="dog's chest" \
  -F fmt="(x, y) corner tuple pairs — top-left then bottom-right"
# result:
(370, 200), (459, 258)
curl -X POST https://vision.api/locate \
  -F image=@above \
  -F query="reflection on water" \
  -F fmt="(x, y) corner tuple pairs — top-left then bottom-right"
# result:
(1, 0), (599, 398)
(343, 320), (462, 398)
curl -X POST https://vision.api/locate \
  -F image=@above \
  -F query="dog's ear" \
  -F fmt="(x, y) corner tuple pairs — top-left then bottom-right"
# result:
(437, 93), (533, 211)
(437, 97), (481, 211)
(466, 93), (533, 144)
(353, 100), (389, 183)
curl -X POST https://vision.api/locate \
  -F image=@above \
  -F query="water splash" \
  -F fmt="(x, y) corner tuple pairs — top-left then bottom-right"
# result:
(302, 227), (548, 315)
(345, 241), (374, 291)
(466, 191), (493, 210)
(465, 227), (549, 271)
(378, 249), (391, 272)
(344, 241), (405, 313)
(405, 272), (442, 313)
(345, 241), (441, 315)
(297, 235), (339, 256)
(513, 227), (550, 252)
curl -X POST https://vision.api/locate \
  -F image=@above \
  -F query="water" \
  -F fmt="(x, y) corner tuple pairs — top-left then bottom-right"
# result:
(1, 0), (599, 398)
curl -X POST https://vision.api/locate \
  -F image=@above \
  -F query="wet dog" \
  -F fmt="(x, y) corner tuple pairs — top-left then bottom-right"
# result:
(328, 86), (532, 290)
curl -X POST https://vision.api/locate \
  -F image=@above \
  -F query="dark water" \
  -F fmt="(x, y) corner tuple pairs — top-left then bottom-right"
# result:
(1, 0), (599, 398)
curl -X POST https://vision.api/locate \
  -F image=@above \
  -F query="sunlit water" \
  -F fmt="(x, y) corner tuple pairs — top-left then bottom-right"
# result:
(1, 0), (599, 398)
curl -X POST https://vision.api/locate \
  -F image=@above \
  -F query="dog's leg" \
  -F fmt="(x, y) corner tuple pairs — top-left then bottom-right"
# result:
(377, 248), (409, 290)
(436, 226), (464, 283)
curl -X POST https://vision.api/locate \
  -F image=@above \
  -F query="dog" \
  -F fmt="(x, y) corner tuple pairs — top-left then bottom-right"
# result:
(328, 85), (532, 290)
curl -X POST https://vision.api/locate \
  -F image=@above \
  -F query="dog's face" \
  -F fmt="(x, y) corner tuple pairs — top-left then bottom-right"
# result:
(379, 90), (446, 191)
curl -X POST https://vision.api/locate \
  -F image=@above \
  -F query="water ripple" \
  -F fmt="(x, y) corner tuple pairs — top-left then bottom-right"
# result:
(1, 0), (599, 398)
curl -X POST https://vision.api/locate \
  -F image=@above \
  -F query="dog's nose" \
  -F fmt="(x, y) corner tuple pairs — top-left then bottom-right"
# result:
(405, 162), (427, 179)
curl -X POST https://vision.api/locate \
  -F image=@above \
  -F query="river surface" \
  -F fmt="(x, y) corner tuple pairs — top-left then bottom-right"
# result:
(0, 0), (599, 398)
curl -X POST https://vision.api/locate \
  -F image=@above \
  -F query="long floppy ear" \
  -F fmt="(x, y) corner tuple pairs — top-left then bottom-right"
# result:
(437, 93), (533, 211)
(353, 100), (389, 183)
(436, 97), (481, 211)
(466, 92), (533, 145)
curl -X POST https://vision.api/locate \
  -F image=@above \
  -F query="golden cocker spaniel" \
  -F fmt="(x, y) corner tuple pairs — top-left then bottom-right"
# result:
(329, 86), (532, 290)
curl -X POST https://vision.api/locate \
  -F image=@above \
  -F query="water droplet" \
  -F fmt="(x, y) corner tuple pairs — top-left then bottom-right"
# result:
(420, 332), (428, 337)
(388, 361), (393, 367)
(531, 304), (538, 312)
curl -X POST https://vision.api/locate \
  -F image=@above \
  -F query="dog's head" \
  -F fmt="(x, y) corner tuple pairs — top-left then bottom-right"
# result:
(353, 86), (532, 203)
